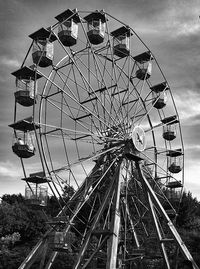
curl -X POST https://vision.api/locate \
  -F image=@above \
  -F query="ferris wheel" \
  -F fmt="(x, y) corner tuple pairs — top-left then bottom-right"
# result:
(9, 8), (199, 269)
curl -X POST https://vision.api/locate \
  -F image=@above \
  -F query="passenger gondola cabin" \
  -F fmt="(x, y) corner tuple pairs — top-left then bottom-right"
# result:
(151, 82), (168, 110)
(22, 171), (49, 184)
(134, 51), (153, 80)
(166, 180), (182, 202)
(167, 149), (183, 174)
(25, 185), (48, 207)
(55, 9), (80, 47)
(165, 209), (177, 219)
(152, 93), (167, 109)
(49, 228), (74, 252)
(29, 27), (57, 67)
(12, 134), (35, 158)
(11, 66), (42, 107)
(51, 232), (70, 251)
(161, 115), (179, 141)
(166, 189), (182, 202)
(84, 11), (106, 45)
(23, 172), (48, 208)
(111, 26), (132, 58)
(166, 180), (183, 189)
(9, 117), (39, 158)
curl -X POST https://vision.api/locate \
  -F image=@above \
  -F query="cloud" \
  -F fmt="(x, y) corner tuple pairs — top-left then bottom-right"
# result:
(162, 1), (200, 36)
(185, 145), (200, 161)
(0, 159), (45, 181)
(184, 161), (200, 199)
(173, 91), (200, 122)
(0, 161), (25, 197)
(184, 114), (200, 126)
(175, 22), (200, 37)
(0, 56), (20, 69)
(0, 161), (22, 179)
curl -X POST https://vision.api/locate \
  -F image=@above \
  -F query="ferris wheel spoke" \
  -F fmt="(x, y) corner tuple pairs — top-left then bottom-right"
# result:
(64, 83), (123, 136)
(42, 97), (104, 139)
(40, 122), (123, 147)
(87, 50), (124, 126)
(92, 57), (120, 114)
(95, 52), (127, 115)
(43, 80), (121, 136)
(130, 89), (148, 126)
(110, 59), (132, 121)
(145, 116), (178, 134)
(48, 145), (122, 175)
(63, 47), (123, 129)
(48, 171), (84, 201)
(138, 94), (167, 127)
(139, 150), (178, 182)
(39, 70), (114, 135)
(121, 79), (140, 109)
(114, 62), (148, 127)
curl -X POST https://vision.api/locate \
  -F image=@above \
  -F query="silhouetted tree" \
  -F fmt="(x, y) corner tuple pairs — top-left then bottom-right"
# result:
(177, 191), (200, 229)
(1, 193), (25, 205)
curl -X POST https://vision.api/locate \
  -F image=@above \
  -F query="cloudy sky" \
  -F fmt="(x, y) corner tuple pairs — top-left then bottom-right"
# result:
(1, 0), (200, 199)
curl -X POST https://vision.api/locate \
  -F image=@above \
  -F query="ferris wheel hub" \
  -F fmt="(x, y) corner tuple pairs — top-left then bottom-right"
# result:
(131, 126), (146, 152)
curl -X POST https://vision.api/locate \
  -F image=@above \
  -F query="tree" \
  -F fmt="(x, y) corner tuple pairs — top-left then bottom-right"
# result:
(1, 194), (24, 205)
(0, 194), (49, 268)
(0, 198), (47, 242)
(177, 191), (200, 229)
(62, 185), (75, 201)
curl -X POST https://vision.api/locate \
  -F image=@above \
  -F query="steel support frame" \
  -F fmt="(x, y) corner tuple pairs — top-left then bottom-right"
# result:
(106, 161), (123, 269)
(136, 160), (199, 269)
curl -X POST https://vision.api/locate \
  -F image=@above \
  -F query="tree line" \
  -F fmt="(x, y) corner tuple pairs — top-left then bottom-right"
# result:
(0, 190), (200, 268)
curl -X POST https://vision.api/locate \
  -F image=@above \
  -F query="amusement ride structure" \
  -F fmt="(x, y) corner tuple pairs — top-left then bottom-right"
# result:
(9, 8), (199, 269)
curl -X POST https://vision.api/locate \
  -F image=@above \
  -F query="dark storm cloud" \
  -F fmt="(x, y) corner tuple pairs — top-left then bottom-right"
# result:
(156, 31), (200, 92)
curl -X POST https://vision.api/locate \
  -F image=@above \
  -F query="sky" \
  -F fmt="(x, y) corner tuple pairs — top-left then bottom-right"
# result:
(1, 0), (200, 199)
